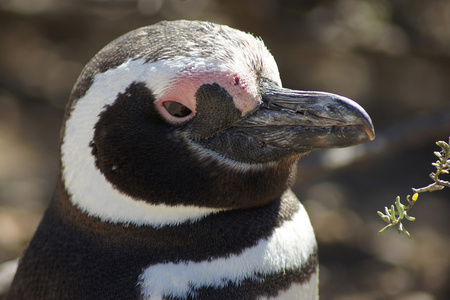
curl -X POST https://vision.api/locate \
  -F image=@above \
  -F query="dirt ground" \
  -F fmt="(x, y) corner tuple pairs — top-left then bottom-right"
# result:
(1, 1), (449, 299)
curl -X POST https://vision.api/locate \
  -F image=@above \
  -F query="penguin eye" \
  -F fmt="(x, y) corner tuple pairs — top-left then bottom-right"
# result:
(162, 101), (192, 118)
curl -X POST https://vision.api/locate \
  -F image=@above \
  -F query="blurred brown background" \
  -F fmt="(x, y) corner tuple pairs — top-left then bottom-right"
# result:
(0, 0), (449, 299)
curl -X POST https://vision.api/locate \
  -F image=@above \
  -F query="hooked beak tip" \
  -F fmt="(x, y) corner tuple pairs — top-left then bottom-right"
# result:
(364, 125), (376, 141)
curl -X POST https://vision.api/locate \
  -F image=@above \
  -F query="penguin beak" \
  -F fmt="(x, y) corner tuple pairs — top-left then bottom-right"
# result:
(236, 80), (375, 152)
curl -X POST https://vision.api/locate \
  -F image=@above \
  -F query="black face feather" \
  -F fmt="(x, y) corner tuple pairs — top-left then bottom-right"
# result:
(91, 82), (297, 209)
(187, 83), (241, 140)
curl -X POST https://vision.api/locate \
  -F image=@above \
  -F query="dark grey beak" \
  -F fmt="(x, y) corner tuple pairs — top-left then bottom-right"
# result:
(237, 80), (375, 152)
(195, 80), (375, 164)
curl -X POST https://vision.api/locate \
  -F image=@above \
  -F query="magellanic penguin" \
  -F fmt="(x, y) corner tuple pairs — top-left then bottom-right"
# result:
(6, 20), (375, 300)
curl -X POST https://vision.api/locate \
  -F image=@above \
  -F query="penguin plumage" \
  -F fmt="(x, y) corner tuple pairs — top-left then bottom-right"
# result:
(6, 20), (374, 300)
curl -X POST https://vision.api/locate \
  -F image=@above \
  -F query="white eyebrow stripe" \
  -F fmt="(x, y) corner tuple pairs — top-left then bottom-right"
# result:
(62, 58), (227, 227)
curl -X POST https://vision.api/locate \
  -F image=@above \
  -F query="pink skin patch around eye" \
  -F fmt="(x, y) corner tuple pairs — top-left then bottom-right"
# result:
(155, 70), (260, 124)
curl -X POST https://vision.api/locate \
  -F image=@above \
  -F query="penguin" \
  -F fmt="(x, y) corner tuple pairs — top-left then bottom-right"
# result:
(6, 20), (374, 300)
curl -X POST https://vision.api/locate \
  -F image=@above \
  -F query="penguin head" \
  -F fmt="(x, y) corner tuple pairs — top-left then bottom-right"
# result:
(61, 20), (374, 226)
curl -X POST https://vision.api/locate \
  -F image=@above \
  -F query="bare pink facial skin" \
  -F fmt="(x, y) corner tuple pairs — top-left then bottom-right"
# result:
(154, 67), (261, 124)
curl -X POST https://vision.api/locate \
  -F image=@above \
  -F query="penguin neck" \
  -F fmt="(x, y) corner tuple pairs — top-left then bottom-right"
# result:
(52, 175), (302, 257)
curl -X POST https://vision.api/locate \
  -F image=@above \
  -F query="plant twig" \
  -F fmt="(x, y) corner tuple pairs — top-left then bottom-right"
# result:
(377, 137), (450, 238)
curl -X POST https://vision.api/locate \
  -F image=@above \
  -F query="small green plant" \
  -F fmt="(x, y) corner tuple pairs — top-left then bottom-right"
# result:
(377, 138), (450, 238)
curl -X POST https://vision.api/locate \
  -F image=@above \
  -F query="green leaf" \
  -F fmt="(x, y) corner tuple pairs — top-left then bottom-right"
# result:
(404, 213), (416, 222)
(395, 196), (404, 219)
(385, 206), (391, 217)
(401, 228), (411, 239)
(390, 205), (397, 221)
(378, 224), (393, 234)
(377, 211), (391, 223)
(434, 151), (442, 158)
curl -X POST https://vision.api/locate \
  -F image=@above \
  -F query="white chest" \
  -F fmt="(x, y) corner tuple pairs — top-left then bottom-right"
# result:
(138, 193), (319, 300)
